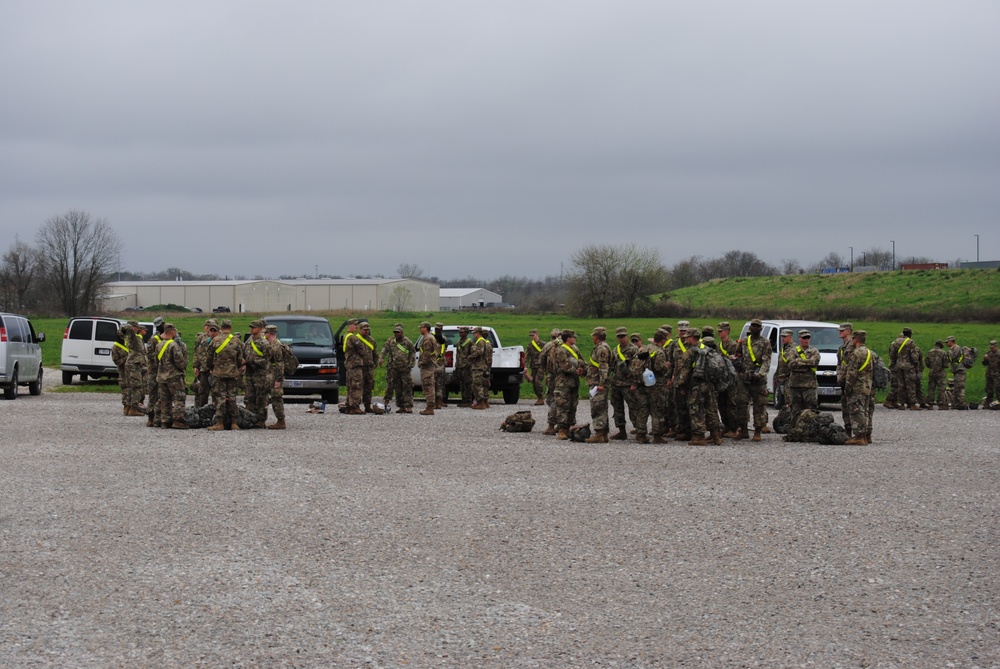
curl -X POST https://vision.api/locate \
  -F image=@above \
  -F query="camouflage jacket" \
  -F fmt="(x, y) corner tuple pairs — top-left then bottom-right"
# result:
(124, 328), (147, 368)
(146, 332), (165, 376)
(360, 334), (377, 369)
(207, 332), (245, 379)
(454, 336), (472, 370)
(267, 338), (285, 384)
(526, 337), (544, 371)
(787, 345), (820, 388)
(669, 337), (689, 382)
(417, 333), (438, 370)
(551, 342), (583, 383)
(836, 339), (856, 386)
(925, 347), (949, 375)
(193, 331), (213, 370)
(647, 343), (671, 386)
(540, 338), (561, 376)
(155, 338), (187, 383)
(586, 341), (612, 387)
(983, 348), (1000, 376)
(775, 342), (793, 385)
(343, 332), (368, 370)
(890, 336), (919, 370)
(468, 336), (492, 372)
(739, 333), (772, 381)
(244, 334), (269, 376)
(611, 341), (639, 386)
(844, 345), (873, 395)
(383, 336), (416, 372)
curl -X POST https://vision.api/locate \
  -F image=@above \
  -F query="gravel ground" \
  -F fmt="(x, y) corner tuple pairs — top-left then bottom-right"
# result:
(1, 382), (997, 668)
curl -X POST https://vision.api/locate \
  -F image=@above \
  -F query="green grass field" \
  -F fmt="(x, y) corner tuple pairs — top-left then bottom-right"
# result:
(29, 312), (998, 402)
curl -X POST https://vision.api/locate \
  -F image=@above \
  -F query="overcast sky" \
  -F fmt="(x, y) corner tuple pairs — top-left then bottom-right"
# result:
(2, 1), (998, 280)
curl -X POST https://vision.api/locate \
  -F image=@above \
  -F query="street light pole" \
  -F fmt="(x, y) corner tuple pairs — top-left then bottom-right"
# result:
(975, 235), (980, 263)
(849, 246), (853, 272)
(891, 240), (895, 270)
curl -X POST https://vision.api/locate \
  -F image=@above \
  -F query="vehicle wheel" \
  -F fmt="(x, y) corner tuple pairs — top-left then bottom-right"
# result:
(62, 371), (74, 385)
(502, 385), (520, 404)
(29, 367), (42, 396)
(322, 389), (339, 404)
(3, 369), (17, 399)
(773, 387), (785, 409)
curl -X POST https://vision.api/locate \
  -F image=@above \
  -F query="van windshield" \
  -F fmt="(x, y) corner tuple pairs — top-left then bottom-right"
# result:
(806, 327), (842, 353)
(271, 320), (333, 346)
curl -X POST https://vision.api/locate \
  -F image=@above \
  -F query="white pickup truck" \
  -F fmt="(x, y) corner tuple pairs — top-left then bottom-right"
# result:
(411, 326), (525, 404)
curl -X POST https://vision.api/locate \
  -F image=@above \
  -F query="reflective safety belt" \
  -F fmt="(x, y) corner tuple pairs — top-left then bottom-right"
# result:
(531, 340), (542, 353)
(114, 342), (129, 353)
(616, 344), (626, 361)
(747, 336), (757, 364)
(251, 340), (264, 356)
(561, 343), (579, 360)
(797, 346), (817, 372)
(859, 348), (872, 372)
(215, 334), (234, 353)
(157, 340), (174, 361)
(898, 337), (911, 355)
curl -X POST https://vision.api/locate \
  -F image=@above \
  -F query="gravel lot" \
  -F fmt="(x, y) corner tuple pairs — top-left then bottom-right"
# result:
(1, 384), (997, 668)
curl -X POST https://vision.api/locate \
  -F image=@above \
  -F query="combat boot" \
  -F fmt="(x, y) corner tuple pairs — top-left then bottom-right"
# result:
(722, 430), (739, 439)
(255, 421), (266, 429)
(909, 405), (922, 411)
(674, 433), (690, 442)
(664, 429), (677, 438)
(419, 407), (435, 415)
(710, 431), (723, 445)
(542, 423), (557, 435)
(170, 421), (190, 430)
(610, 429), (627, 441)
(751, 428), (762, 442)
(230, 423), (241, 431)
(534, 398), (545, 405)
(585, 429), (608, 444)
(207, 419), (225, 431)
(651, 434), (666, 444)
(882, 400), (898, 409)
(347, 407), (364, 415)
(688, 433), (708, 446)
(557, 428), (569, 440)
(123, 406), (129, 416)
(146, 414), (155, 427)
(635, 434), (649, 444)
(844, 436), (866, 445)
(733, 428), (749, 440)
(267, 419), (286, 430)
(761, 425), (772, 434)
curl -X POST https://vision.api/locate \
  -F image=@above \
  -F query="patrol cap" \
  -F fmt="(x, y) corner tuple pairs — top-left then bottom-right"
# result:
(249, 319), (266, 329)
(153, 316), (165, 327)
(615, 327), (628, 337)
(561, 329), (576, 339)
(902, 327), (912, 336)
(529, 329), (538, 335)
(659, 324), (673, 333)
(702, 335), (715, 346)
(208, 323), (220, 332)
(990, 340), (998, 346)
(550, 328), (561, 338)
(853, 330), (867, 341)
(839, 322), (853, 331)
(347, 318), (359, 325)
(472, 325), (484, 333)
(946, 335), (956, 342)
(686, 329), (701, 340)
(393, 325), (403, 333)
(780, 329), (794, 337)
(677, 320), (690, 329)
(204, 318), (218, 327)
(419, 321), (432, 329)
(653, 328), (669, 342)
(702, 326), (715, 338)
(630, 332), (641, 343)
(457, 326), (469, 333)
(750, 318), (762, 327)
(127, 319), (139, 328)
(798, 329), (811, 338)
(592, 326), (606, 337)
(935, 339), (944, 347)
(360, 322), (371, 329)
(717, 322), (730, 332)
(163, 322), (177, 332)
(264, 324), (278, 334)
(434, 322), (444, 329)
(220, 319), (232, 329)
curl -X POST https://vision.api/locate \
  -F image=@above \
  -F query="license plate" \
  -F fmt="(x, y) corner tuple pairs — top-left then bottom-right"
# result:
(95, 348), (111, 356)
(820, 387), (838, 396)
(287, 380), (304, 388)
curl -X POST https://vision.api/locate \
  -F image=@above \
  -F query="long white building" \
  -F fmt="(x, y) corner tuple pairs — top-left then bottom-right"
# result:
(101, 278), (440, 313)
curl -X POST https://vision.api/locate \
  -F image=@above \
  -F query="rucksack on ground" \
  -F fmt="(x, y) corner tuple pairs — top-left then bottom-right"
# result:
(500, 410), (535, 432)
(282, 343), (299, 375)
(568, 423), (592, 442)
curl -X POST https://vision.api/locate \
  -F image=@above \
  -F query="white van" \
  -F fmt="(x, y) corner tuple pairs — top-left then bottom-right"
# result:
(60, 317), (153, 385)
(739, 320), (843, 407)
(0, 313), (46, 399)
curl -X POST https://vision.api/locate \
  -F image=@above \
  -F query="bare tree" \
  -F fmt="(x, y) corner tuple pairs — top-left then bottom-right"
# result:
(388, 285), (412, 311)
(397, 263), (424, 279)
(36, 210), (124, 315)
(1, 241), (41, 311)
(616, 245), (668, 316)
(567, 244), (667, 317)
(669, 256), (703, 289)
(809, 251), (846, 273)
(780, 258), (804, 275)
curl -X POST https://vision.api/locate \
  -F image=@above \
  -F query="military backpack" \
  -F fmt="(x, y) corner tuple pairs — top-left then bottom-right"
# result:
(692, 346), (737, 392)
(870, 351), (890, 390)
(961, 346), (978, 369)
(500, 410), (536, 432)
(282, 343), (300, 375)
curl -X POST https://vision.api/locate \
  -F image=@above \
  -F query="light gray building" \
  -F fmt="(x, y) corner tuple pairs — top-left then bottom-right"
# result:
(439, 288), (503, 311)
(101, 278), (439, 313)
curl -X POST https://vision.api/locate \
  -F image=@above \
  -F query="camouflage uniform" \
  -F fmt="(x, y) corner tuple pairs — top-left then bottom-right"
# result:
(145, 327), (165, 426)
(155, 329), (188, 427)
(123, 324), (147, 413)
(206, 324), (246, 427)
(453, 328), (473, 406)
(716, 324), (747, 437)
(843, 334), (874, 445)
(360, 325), (378, 411)
(738, 321), (772, 435)
(540, 329), (562, 431)
(243, 321), (270, 424)
(609, 328), (639, 438)
(585, 329), (612, 434)
(890, 330), (921, 408)
(343, 322), (367, 413)
(265, 327), (286, 425)
(946, 337), (967, 409)
(924, 342), (950, 408)
(983, 342), (1000, 406)
(433, 324), (447, 408)
(192, 320), (217, 407)
(787, 331), (820, 419)
(645, 330), (673, 441)
(676, 333), (722, 443)
(656, 325), (678, 436)
(629, 334), (652, 441)
(112, 329), (130, 413)
(670, 323), (693, 439)
(525, 331), (546, 402)
(468, 329), (493, 407)
(774, 330), (794, 408)
(417, 324), (437, 414)
(836, 324), (856, 435)
(383, 327), (416, 412)
(551, 332), (583, 435)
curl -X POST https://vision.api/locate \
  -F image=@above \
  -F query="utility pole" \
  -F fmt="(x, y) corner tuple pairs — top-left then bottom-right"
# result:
(975, 234), (980, 263)
(891, 240), (895, 270)
(849, 246), (853, 272)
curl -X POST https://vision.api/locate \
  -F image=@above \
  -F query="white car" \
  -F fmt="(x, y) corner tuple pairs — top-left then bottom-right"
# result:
(739, 320), (843, 407)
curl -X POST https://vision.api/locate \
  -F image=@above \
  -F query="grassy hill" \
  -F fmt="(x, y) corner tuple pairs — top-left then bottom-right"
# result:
(664, 269), (1000, 322)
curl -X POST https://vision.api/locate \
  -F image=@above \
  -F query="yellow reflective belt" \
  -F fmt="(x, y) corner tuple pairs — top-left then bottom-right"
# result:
(719, 341), (728, 356)
(616, 344), (626, 361)
(531, 340), (542, 352)
(665, 338), (673, 347)
(157, 340), (174, 361)
(678, 340), (687, 353)
(797, 346), (817, 372)
(361, 337), (374, 351)
(215, 333), (234, 353)
(747, 336), (757, 364)
(114, 342), (129, 353)
(561, 343), (579, 360)
(251, 340), (264, 356)
(589, 356), (600, 367)
(859, 348), (871, 372)
(898, 337), (911, 355)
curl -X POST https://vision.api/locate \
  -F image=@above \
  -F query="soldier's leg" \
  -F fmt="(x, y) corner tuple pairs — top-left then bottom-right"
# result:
(841, 394), (852, 436)
(270, 385), (285, 422)
(610, 386), (627, 430)
(663, 386), (677, 436)
(649, 386), (666, 438)
(435, 366), (446, 406)
(750, 381), (769, 429)
(567, 385), (579, 426)
(346, 368), (363, 409)
(728, 382), (749, 435)
(384, 368), (395, 403)
(705, 388), (722, 434)
(591, 387), (609, 431)
(674, 386), (691, 437)
(686, 386), (706, 437)
(953, 372), (967, 408)
(157, 381), (171, 426)
(148, 376), (161, 424)
(170, 380), (187, 425)
(633, 388), (649, 438)
(532, 371), (544, 400)
(553, 385), (572, 430)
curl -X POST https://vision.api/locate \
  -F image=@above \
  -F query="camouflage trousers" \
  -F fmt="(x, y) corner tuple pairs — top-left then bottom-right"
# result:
(345, 367), (364, 409)
(546, 373), (557, 425)
(268, 385), (285, 422)
(244, 371), (270, 423)
(146, 373), (161, 422)
(124, 361), (145, 409)
(384, 367), (397, 402)
(194, 371), (212, 407)
(454, 365), (473, 404)
(926, 371), (948, 407)
(529, 368), (544, 400)
(986, 373), (1000, 405)
(213, 377), (240, 423)
(845, 388), (872, 437)
(363, 367), (375, 408)
(893, 367), (919, 407)
(951, 370), (967, 409)
(590, 386), (609, 431)
(419, 366), (436, 406)
(472, 367), (490, 404)
(746, 378), (769, 429)
(157, 378), (186, 425)
(673, 383), (691, 436)
(116, 365), (127, 408)
(687, 381), (722, 435)
(788, 386), (817, 420)
(720, 379), (749, 432)
(631, 386), (650, 437)
(553, 380), (579, 429)
(647, 384), (670, 437)
(388, 366), (414, 410)
(435, 365), (446, 405)
(610, 384), (637, 430)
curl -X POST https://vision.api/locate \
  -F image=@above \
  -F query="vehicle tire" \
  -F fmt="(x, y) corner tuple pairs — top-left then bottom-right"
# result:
(3, 369), (17, 400)
(29, 367), (42, 396)
(502, 385), (520, 404)
(62, 371), (74, 385)
(322, 389), (339, 404)
(773, 387), (785, 409)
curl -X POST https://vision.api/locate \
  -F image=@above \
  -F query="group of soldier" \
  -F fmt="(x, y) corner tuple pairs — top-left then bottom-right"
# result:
(343, 320), (496, 416)
(113, 317), (288, 430)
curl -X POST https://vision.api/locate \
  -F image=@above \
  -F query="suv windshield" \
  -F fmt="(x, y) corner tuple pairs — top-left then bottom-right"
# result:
(270, 320), (333, 346)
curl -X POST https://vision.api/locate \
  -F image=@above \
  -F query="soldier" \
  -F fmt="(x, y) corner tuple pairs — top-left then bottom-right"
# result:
(670, 321), (693, 441)
(192, 318), (217, 408)
(843, 330), (874, 445)
(551, 329), (584, 440)
(468, 326), (493, 409)
(243, 319), (270, 427)
(206, 319), (245, 430)
(983, 340), (1000, 406)
(890, 327), (921, 410)
(609, 327), (639, 441)
(836, 322), (856, 436)
(382, 324), (416, 413)
(738, 318), (772, 442)
(433, 322), (448, 408)
(642, 328), (672, 444)
(787, 329), (820, 421)
(525, 329), (546, 405)
(123, 321), (148, 416)
(657, 325), (678, 438)
(417, 322), (438, 415)
(540, 328), (562, 435)
(716, 322), (747, 440)
(263, 324), (287, 429)
(112, 326), (130, 414)
(924, 340), (950, 409)
(359, 322), (381, 413)
(155, 323), (189, 429)
(145, 317), (166, 427)
(628, 332), (652, 442)
(584, 326), (612, 443)
(341, 319), (365, 415)
(676, 329), (722, 446)
(773, 328), (794, 409)
(453, 326), (474, 407)
(945, 336), (968, 409)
